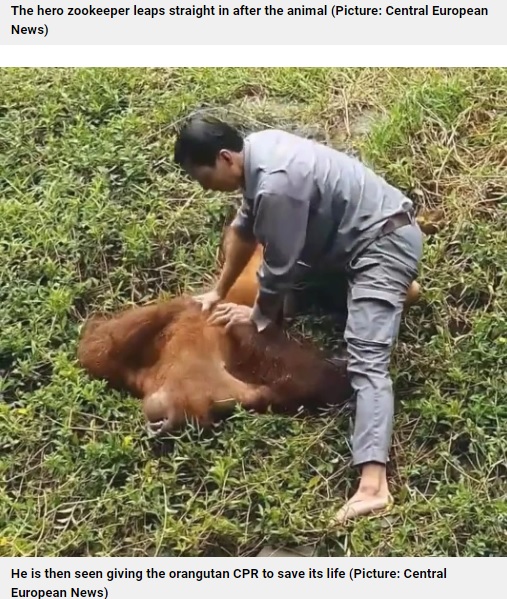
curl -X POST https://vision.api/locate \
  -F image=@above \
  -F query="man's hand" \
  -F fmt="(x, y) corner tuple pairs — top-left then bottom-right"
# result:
(194, 288), (223, 312)
(207, 303), (253, 331)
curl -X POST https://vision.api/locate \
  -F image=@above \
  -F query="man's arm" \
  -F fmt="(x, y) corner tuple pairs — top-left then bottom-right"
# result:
(215, 200), (257, 298)
(251, 192), (310, 331)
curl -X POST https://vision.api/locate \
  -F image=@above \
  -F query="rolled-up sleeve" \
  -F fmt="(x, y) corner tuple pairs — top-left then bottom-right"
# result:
(251, 192), (310, 331)
(230, 197), (255, 241)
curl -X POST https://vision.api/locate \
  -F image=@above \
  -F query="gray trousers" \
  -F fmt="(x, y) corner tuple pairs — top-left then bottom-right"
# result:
(344, 221), (424, 466)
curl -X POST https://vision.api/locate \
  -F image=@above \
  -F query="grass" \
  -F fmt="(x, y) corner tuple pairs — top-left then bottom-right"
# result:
(0, 67), (506, 557)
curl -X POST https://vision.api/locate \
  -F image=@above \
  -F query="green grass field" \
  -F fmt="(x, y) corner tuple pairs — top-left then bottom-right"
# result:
(1, 67), (506, 557)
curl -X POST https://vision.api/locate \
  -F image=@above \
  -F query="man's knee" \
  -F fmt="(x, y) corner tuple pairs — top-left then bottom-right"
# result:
(345, 286), (403, 348)
(344, 285), (403, 388)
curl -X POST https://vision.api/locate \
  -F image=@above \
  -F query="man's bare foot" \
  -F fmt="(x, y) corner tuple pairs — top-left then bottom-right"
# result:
(331, 462), (393, 525)
(332, 490), (393, 524)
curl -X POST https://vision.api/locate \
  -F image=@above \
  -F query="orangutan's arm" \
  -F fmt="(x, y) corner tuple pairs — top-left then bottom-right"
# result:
(215, 203), (257, 298)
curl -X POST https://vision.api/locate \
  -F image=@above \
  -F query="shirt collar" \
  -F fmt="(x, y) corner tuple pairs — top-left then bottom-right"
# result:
(241, 135), (256, 200)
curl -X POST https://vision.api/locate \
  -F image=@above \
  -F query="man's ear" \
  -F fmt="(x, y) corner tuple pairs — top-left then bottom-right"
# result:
(219, 149), (234, 165)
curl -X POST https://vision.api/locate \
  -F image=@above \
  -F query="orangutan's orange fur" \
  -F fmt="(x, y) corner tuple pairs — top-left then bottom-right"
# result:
(77, 296), (352, 433)
(221, 243), (264, 307)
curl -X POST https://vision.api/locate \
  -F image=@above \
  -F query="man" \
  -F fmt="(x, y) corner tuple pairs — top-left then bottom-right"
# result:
(173, 117), (424, 523)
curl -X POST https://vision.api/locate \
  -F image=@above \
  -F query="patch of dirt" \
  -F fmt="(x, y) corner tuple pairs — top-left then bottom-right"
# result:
(323, 100), (384, 148)
(232, 83), (267, 99)
(220, 95), (329, 141)
(193, 92), (384, 150)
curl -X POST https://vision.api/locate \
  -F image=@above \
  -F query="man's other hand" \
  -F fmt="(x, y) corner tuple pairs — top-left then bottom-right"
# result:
(194, 288), (223, 312)
(207, 303), (253, 330)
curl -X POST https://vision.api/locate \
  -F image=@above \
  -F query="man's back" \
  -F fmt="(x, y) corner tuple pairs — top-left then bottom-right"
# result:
(243, 129), (413, 268)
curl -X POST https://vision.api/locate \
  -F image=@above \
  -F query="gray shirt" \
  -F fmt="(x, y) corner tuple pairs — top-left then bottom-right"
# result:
(231, 129), (413, 331)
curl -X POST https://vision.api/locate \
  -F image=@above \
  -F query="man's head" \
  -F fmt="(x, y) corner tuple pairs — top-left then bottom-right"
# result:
(173, 117), (245, 192)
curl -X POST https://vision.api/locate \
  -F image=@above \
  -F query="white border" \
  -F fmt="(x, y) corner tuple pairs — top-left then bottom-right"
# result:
(2, 45), (507, 67)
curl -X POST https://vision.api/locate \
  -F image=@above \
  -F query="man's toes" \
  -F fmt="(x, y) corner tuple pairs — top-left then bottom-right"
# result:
(332, 494), (393, 525)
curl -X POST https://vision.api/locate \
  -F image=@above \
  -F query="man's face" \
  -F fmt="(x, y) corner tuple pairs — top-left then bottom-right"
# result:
(187, 150), (242, 192)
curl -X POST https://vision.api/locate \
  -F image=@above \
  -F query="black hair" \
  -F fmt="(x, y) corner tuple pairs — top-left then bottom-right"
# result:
(173, 117), (244, 170)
